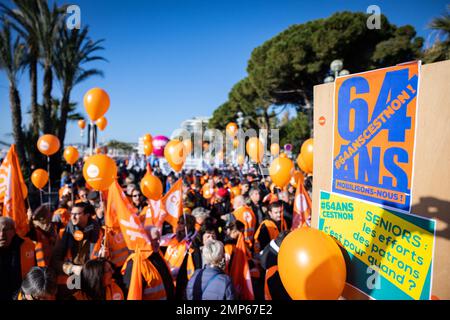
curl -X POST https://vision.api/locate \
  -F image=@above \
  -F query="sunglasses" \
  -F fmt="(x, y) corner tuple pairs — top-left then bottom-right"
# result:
(132, 194), (140, 198)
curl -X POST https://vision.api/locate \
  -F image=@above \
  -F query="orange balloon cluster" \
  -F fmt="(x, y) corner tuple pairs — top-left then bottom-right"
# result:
(246, 137), (264, 163)
(142, 134), (153, 156)
(278, 227), (346, 300)
(84, 88), (110, 122)
(297, 138), (313, 174)
(140, 173), (163, 200)
(63, 146), (79, 165)
(82, 154), (117, 191)
(37, 134), (60, 156)
(164, 140), (186, 172)
(96, 116), (108, 131)
(31, 169), (48, 190)
(269, 156), (294, 188)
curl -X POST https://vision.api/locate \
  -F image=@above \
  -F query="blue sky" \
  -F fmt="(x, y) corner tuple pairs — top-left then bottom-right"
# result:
(0, 0), (447, 144)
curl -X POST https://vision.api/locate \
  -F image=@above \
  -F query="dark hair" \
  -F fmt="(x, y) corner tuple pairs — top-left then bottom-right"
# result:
(58, 195), (71, 209)
(268, 201), (283, 212)
(227, 220), (245, 233)
(18, 267), (57, 300)
(80, 259), (110, 300)
(73, 202), (96, 216)
(176, 214), (197, 241)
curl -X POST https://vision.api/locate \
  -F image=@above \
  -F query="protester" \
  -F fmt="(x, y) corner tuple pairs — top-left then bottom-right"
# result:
(16, 266), (57, 300)
(186, 239), (235, 300)
(0, 217), (36, 300)
(26, 205), (58, 267)
(74, 258), (124, 300)
(254, 201), (286, 254)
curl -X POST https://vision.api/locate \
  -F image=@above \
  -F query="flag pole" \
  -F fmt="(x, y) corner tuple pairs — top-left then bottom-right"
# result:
(47, 156), (51, 210)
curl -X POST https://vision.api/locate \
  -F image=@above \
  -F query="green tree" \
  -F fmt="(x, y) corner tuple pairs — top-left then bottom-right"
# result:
(279, 112), (309, 151)
(424, 5), (450, 63)
(53, 25), (105, 162)
(0, 20), (27, 170)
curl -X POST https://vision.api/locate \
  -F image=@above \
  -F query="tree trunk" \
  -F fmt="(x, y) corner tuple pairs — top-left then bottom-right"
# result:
(9, 85), (28, 175)
(55, 84), (72, 181)
(30, 57), (39, 136)
(42, 62), (53, 134)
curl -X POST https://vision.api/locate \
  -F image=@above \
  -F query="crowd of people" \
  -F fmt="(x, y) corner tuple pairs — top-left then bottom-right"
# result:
(0, 156), (312, 301)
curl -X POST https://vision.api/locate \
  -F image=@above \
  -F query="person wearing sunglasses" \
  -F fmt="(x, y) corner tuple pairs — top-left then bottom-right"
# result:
(130, 189), (145, 211)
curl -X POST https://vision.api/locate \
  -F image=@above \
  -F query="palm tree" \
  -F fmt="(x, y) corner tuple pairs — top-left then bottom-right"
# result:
(425, 5), (450, 63)
(35, 0), (65, 134)
(1, 0), (43, 169)
(0, 19), (27, 170)
(53, 25), (105, 153)
(0, 0), (40, 139)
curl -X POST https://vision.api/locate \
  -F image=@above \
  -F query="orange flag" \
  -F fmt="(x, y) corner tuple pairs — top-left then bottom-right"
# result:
(143, 199), (166, 230)
(161, 178), (183, 228)
(292, 179), (312, 229)
(229, 233), (254, 300)
(0, 145), (29, 237)
(127, 248), (144, 300)
(106, 180), (152, 251)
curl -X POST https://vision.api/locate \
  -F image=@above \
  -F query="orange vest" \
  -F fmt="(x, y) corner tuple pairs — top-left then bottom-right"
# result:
(105, 228), (130, 268)
(34, 228), (56, 267)
(233, 206), (256, 248)
(121, 252), (167, 300)
(20, 237), (36, 279)
(224, 243), (235, 274)
(73, 280), (124, 300)
(254, 219), (285, 254)
(164, 237), (195, 281)
(264, 265), (278, 300)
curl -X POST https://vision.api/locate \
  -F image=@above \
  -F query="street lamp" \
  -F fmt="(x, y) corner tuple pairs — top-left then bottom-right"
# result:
(324, 59), (350, 83)
(236, 111), (244, 129)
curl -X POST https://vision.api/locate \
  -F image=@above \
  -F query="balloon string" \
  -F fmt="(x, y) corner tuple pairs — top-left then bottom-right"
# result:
(39, 189), (43, 206)
(71, 165), (74, 205)
(47, 156), (51, 210)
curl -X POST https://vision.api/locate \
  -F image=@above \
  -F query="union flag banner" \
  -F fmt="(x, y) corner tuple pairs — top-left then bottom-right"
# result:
(161, 179), (183, 228)
(0, 145), (28, 237)
(292, 179), (312, 229)
(106, 180), (152, 251)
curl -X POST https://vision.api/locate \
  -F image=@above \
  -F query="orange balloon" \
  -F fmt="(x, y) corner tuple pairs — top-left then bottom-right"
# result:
(84, 88), (110, 122)
(231, 186), (241, 197)
(226, 122), (238, 137)
(37, 134), (60, 156)
(182, 139), (192, 155)
(63, 146), (79, 165)
(237, 154), (245, 166)
(279, 152), (287, 158)
(95, 147), (103, 154)
(269, 157), (294, 188)
(246, 137), (264, 163)
(301, 138), (313, 172)
(233, 138), (239, 149)
(96, 116), (108, 131)
(143, 141), (153, 156)
(270, 143), (280, 156)
(31, 169), (48, 190)
(143, 134), (153, 143)
(202, 185), (212, 199)
(164, 140), (186, 172)
(278, 227), (346, 300)
(82, 154), (117, 191)
(140, 173), (163, 200)
(78, 119), (86, 130)
(290, 170), (305, 187)
(297, 153), (312, 174)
